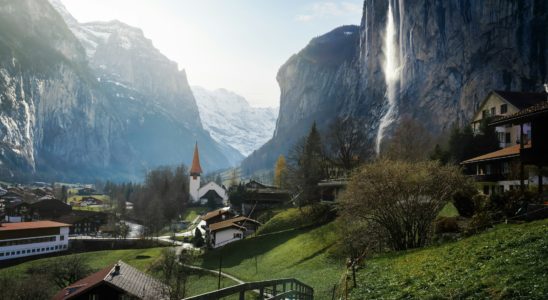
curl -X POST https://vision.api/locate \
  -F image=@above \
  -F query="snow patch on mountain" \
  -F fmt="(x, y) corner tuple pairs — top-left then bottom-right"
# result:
(192, 86), (278, 157)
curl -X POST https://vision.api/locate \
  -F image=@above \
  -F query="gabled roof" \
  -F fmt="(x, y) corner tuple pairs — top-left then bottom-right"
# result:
(208, 216), (261, 232)
(201, 208), (233, 221)
(493, 90), (547, 110)
(52, 263), (114, 300)
(53, 260), (167, 300)
(460, 144), (528, 164)
(190, 142), (203, 175)
(490, 100), (548, 126)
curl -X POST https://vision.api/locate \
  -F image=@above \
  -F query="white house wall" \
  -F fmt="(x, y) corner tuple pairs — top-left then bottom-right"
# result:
(0, 227), (69, 261)
(212, 228), (243, 248)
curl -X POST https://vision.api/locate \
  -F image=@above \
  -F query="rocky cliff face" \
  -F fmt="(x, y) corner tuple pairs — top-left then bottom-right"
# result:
(0, 0), (238, 181)
(192, 86), (277, 157)
(242, 0), (547, 174)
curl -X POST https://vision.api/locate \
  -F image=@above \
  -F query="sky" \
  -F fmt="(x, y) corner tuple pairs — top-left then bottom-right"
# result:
(59, 0), (363, 107)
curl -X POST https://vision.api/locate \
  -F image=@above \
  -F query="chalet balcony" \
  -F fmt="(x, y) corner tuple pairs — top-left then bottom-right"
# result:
(471, 173), (509, 182)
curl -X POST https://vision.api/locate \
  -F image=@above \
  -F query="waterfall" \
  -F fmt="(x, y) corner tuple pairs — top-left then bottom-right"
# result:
(375, 2), (399, 155)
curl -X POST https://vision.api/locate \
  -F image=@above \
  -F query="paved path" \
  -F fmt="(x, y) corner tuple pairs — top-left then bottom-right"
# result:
(183, 264), (245, 284)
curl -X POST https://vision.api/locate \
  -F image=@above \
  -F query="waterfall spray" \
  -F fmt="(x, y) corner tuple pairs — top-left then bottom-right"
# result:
(375, 2), (399, 155)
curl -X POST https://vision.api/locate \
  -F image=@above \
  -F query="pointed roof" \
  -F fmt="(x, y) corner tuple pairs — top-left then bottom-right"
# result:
(190, 142), (203, 175)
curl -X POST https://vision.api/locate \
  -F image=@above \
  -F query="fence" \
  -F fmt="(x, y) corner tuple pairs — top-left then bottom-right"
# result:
(183, 278), (314, 300)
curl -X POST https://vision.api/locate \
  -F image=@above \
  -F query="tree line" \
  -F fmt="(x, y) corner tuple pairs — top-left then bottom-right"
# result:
(105, 165), (190, 237)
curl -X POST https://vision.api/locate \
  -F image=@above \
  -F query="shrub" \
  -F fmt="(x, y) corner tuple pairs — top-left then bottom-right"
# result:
(488, 190), (537, 219)
(433, 217), (459, 234)
(452, 185), (478, 217)
(466, 211), (492, 235)
(340, 160), (469, 251)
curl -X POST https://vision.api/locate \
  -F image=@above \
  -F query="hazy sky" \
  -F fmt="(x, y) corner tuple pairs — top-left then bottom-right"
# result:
(60, 0), (363, 107)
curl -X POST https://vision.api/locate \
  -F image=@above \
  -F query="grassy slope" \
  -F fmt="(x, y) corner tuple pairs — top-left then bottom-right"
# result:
(182, 207), (207, 223)
(256, 205), (329, 235)
(0, 248), (164, 279)
(199, 222), (344, 299)
(350, 219), (548, 299)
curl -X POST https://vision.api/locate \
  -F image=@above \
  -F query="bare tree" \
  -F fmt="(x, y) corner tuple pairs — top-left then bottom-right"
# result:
(340, 160), (468, 250)
(383, 117), (434, 161)
(326, 117), (373, 171)
(158, 248), (191, 299)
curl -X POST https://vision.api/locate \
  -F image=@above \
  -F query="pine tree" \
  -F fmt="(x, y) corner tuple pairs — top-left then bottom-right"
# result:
(300, 122), (325, 206)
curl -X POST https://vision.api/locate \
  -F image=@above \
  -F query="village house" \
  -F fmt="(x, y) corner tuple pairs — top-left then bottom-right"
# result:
(200, 207), (236, 227)
(0, 220), (70, 261)
(232, 180), (291, 215)
(207, 216), (261, 248)
(54, 211), (107, 236)
(462, 90), (548, 195)
(52, 260), (167, 300)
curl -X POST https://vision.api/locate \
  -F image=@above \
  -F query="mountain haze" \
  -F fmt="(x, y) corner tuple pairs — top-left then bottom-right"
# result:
(0, 0), (239, 182)
(192, 86), (277, 157)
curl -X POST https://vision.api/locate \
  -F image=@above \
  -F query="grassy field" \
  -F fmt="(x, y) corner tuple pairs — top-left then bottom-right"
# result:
(438, 202), (459, 217)
(182, 206), (207, 223)
(67, 194), (110, 204)
(198, 221), (345, 299)
(0, 247), (165, 279)
(350, 218), (548, 299)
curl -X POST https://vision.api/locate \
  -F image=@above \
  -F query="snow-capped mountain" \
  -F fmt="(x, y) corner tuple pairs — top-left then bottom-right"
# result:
(192, 87), (278, 157)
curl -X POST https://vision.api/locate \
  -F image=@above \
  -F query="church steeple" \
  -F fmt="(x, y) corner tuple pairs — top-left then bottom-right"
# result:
(190, 142), (203, 177)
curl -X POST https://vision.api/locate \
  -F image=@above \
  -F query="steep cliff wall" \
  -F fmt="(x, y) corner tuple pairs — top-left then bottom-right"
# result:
(242, 0), (547, 174)
(0, 0), (238, 181)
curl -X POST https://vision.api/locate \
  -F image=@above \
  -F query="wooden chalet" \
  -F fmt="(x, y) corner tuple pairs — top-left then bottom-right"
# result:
(52, 260), (167, 300)
(462, 91), (548, 196)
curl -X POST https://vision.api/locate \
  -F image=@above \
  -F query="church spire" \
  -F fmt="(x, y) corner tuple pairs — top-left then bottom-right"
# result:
(190, 142), (203, 176)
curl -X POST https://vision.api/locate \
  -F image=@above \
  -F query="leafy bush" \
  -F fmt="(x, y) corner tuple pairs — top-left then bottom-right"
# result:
(488, 189), (537, 219)
(433, 217), (459, 234)
(452, 185), (478, 217)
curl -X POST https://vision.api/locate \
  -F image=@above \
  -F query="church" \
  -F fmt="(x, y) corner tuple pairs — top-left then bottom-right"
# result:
(189, 143), (229, 205)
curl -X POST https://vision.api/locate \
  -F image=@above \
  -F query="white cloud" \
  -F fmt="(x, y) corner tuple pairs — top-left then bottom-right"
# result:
(295, 1), (362, 22)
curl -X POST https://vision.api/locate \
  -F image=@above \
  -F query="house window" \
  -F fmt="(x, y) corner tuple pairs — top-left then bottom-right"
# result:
(233, 233), (242, 239)
(505, 133), (511, 144)
(497, 132), (505, 144)
(490, 107), (496, 115)
(60, 235), (65, 241)
(485, 164), (492, 175)
(482, 110), (488, 118)
(16, 251), (20, 255)
(0, 253), (4, 257)
(500, 104), (508, 114)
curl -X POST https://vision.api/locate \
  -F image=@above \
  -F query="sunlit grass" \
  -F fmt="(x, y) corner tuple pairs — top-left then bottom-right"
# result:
(350, 219), (548, 299)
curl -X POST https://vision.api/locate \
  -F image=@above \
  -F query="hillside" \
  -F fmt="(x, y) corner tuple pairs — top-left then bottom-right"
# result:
(198, 221), (345, 299)
(350, 219), (548, 299)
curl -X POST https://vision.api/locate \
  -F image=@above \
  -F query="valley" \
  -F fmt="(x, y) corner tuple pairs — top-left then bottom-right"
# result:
(0, 0), (547, 299)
